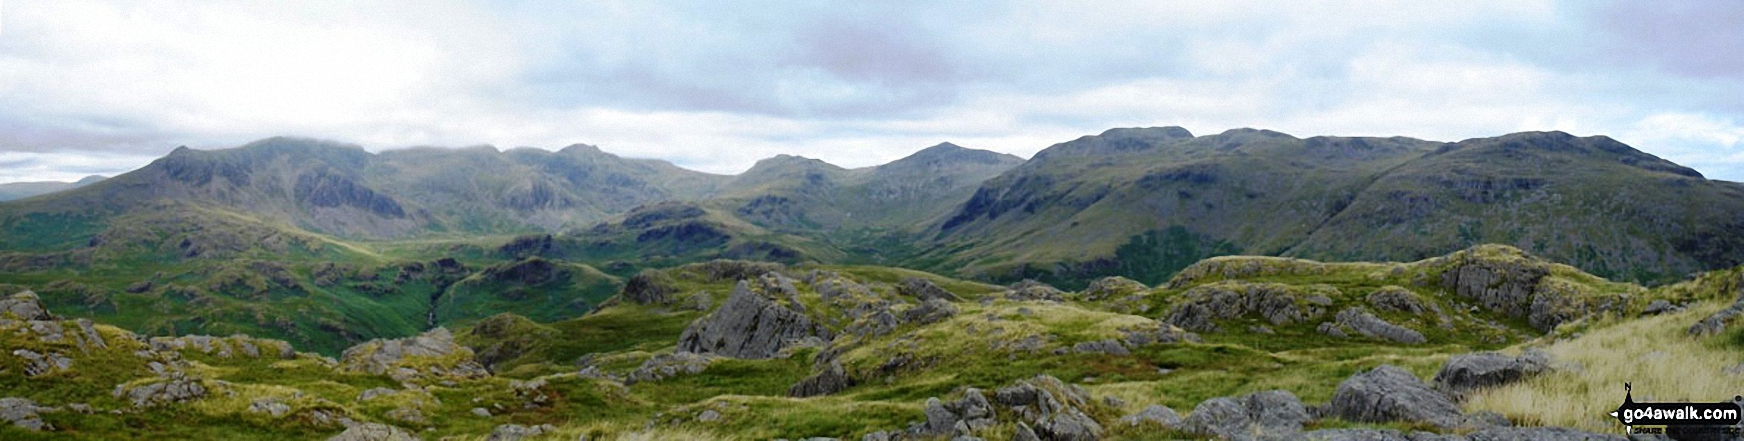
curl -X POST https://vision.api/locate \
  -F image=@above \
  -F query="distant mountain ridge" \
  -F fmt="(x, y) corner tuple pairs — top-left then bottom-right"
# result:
(0, 174), (107, 201)
(4, 128), (1742, 287)
(927, 127), (1744, 286)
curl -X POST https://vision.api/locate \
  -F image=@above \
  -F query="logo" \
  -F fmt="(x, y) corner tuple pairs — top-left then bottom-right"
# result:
(1609, 383), (1743, 435)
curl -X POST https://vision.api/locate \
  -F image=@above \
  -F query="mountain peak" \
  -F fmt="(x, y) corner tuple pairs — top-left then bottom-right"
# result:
(1445, 131), (1703, 178)
(888, 142), (1024, 169)
(1098, 126), (1194, 140)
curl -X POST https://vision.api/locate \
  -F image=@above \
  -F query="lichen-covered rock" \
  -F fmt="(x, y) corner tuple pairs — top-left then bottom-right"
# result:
(1334, 308), (1426, 344)
(150, 334), (295, 359)
(790, 360), (853, 397)
(1164, 282), (1330, 332)
(1005, 280), (1065, 302)
(1436, 246), (1596, 332)
(1432, 350), (1550, 399)
(356, 387), (398, 402)
(1691, 294), (1744, 337)
(1118, 404), (1182, 429)
(849, 308), (901, 338)
(337, 328), (489, 382)
(12, 349), (73, 376)
(0, 397), (53, 431)
(1182, 390), (1310, 441)
(991, 375), (1101, 440)
(249, 398), (291, 417)
(902, 298), (959, 325)
(1081, 277), (1147, 302)
(113, 374), (209, 407)
(1328, 365), (1463, 429)
(1366, 286), (1428, 315)
(899, 277), (960, 302)
(677, 280), (833, 359)
(1120, 322), (1200, 347)
(327, 422), (420, 441)
(627, 351), (714, 384)
(486, 423), (556, 441)
(0, 291), (51, 321)
(1071, 339), (1129, 356)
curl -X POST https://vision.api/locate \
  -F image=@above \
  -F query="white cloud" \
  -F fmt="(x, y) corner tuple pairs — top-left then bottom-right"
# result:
(0, 0), (1741, 183)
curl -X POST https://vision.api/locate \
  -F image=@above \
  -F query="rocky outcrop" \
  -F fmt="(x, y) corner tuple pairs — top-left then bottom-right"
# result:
(1182, 390), (1310, 441)
(899, 277), (960, 302)
(627, 351), (714, 384)
(1437, 246), (1597, 332)
(1165, 282), (1331, 332)
(677, 280), (833, 359)
(328, 422), (421, 441)
(1081, 277), (1147, 302)
(1327, 365), (1464, 429)
(486, 423), (557, 441)
(992, 376), (1102, 441)
(622, 269), (679, 304)
(0, 397), (53, 431)
(113, 374), (209, 407)
(1071, 339), (1130, 356)
(902, 298), (959, 325)
(1432, 350), (1550, 399)
(1691, 293), (1744, 337)
(682, 260), (786, 282)
(1366, 286), (1428, 315)
(0, 291), (51, 321)
(12, 349), (73, 376)
(149, 334), (296, 359)
(1120, 322), (1201, 347)
(1118, 404), (1182, 429)
(1329, 308), (1426, 344)
(790, 360), (853, 397)
(1005, 280), (1066, 302)
(337, 328), (489, 382)
(883, 375), (1104, 440)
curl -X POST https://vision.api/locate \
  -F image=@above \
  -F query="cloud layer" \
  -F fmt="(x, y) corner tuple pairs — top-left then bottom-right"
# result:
(2, 0), (1742, 182)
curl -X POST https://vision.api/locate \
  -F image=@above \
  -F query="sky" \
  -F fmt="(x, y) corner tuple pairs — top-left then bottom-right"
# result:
(1, 0), (1743, 183)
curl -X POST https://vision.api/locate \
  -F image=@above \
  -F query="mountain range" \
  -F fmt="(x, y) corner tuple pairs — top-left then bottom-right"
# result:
(6, 126), (1744, 440)
(5, 127), (1740, 289)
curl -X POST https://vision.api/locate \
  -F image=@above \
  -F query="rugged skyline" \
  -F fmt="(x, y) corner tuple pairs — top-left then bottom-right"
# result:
(3, 1), (1744, 183)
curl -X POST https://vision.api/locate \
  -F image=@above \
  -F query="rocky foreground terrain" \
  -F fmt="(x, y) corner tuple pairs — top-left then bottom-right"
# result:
(4, 245), (1743, 440)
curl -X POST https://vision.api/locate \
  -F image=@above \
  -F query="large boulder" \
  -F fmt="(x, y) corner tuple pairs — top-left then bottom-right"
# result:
(677, 280), (833, 359)
(1437, 246), (1598, 332)
(0, 397), (53, 431)
(1327, 365), (1464, 429)
(991, 376), (1102, 441)
(1118, 404), (1182, 429)
(1333, 308), (1426, 344)
(1005, 280), (1066, 302)
(0, 291), (51, 321)
(1183, 390), (1311, 441)
(328, 422), (421, 441)
(1164, 282), (1330, 332)
(1081, 277), (1148, 302)
(113, 374), (209, 408)
(337, 328), (489, 382)
(627, 351), (714, 384)
(902, 298), (959, 325)
(899, 277), (961, 302)
(789, 360), (854, 397)
(1432, 350), (1551, 399)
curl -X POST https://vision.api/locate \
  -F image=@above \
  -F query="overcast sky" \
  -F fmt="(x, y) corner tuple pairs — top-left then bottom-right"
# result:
(1, 1), (1742, 183)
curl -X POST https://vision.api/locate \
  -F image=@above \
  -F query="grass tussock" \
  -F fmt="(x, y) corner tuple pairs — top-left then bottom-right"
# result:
(1466, 301), (1744, 432)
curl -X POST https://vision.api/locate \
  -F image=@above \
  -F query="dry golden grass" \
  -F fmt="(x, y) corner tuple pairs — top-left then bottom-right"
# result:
(1466, 301), (1744, 432)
